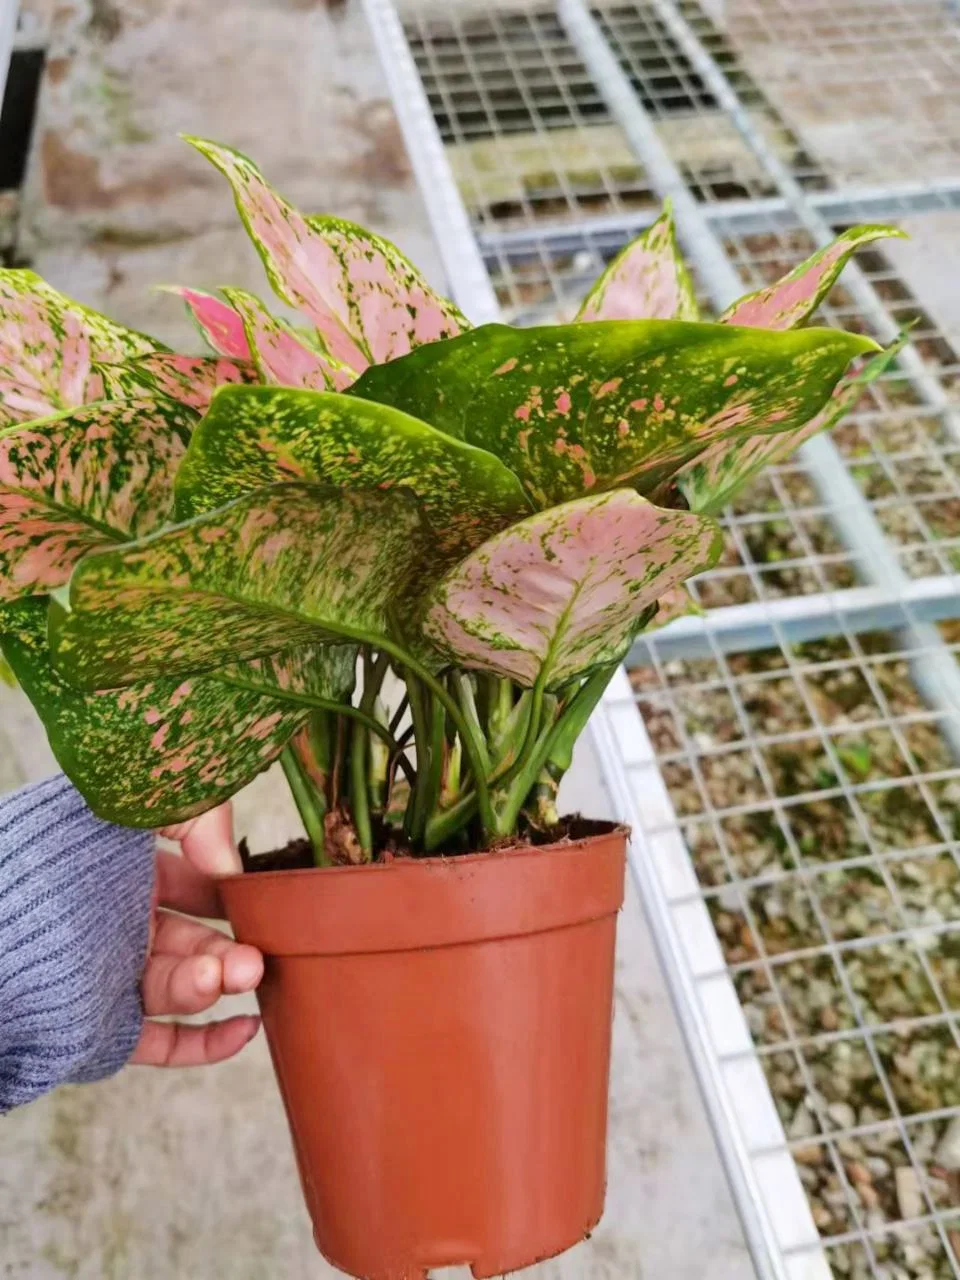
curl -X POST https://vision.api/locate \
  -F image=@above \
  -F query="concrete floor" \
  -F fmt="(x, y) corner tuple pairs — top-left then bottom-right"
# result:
(0, 681), (751, 1279)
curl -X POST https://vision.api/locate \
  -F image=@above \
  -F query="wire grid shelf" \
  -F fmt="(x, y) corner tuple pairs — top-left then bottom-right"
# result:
(371, 0), (960, 1275)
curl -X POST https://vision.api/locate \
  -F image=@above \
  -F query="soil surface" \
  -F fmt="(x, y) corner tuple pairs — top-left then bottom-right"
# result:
(239, 815), (622, 873)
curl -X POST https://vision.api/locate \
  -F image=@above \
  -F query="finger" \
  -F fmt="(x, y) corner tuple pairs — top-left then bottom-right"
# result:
(130, 1015), (261, 1067)
(155, 849), (223, 920)
(142, 952), (224, 1016)
(161, 804), (241, 879)
(153, 912), (263, 994)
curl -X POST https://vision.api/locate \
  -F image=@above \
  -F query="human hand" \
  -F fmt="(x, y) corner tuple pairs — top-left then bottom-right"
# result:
(130, 804), (264, 1067)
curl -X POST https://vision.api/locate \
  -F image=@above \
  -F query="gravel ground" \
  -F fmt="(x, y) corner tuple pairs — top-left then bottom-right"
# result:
(631, 625), (960, 1276)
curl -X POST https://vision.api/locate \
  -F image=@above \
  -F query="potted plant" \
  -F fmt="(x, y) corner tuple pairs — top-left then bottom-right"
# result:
(0, 137), (900, 1279)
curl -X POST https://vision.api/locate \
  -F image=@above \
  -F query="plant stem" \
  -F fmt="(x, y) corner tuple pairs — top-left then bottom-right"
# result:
(423, 693), (447, 825)
(412, 662), (496, 842)
(349, 652), (391, 860)
(489, 671), (546, 789)
(381, 639), (496, 841)
(492, 661), (619, 835)
(404, 672), (432, 843)
(281, 745), (330, 867)
(388, 693), (410, 736)
(424, 789), (478, 851)
(453, 673), (490, 774)
(490, 677), (513, 735)
(223, 673), (411, 774)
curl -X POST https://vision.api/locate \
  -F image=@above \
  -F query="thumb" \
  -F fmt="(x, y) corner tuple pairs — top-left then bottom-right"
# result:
(160, 803), (240, 878)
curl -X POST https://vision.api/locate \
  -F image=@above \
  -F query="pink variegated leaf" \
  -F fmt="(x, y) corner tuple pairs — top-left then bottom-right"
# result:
(221, 288), (356, 390)
(0, 270), (158, 428)
(576, 204), (698, 323)
(677, 338), (906, 516)
(720, 226), (905, 330)
(161, 286), (252, 360)
(0, 396), (195, 601)
(424, 488), (722, 687)
(306, 215), (470, 364)
(0, 597), (355, 827)
(649, 583), (703, 630)
(184, 136), (469, 367)
(102, 351), (258, 412)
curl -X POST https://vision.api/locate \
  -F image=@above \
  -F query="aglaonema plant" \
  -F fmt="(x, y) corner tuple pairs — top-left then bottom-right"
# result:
(0, 137), (904, 863)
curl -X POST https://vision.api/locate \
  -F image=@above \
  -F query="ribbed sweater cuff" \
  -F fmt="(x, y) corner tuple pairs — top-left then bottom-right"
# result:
(0, 775), (155, 1111)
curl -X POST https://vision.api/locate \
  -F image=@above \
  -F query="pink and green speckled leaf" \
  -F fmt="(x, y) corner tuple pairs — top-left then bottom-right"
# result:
(677, 338), (906, 516)
(719, 226), (905, 331)
(648, 583), (703, 630)
(304, 214), (470, 364)
(220, 288), (356, 391)
(0, 396), (195, 602)
(161, 286), (252, 360)
(576, 205), (698, 323)
(424, 488), (722, 687)
(174, 385), (530, 563)
(0, 597), (354, 826)
(101, 351), (257, 412)
(352, 319), (876, 509)
(49, 483), (426, 692)
(185, 136), (469, 369)
(0, 270), (159, 428)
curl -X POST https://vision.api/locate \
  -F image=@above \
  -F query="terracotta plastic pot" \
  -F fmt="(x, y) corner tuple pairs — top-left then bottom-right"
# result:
(220, 824), (627, 1280)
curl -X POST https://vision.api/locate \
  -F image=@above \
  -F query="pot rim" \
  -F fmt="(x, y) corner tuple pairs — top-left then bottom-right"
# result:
(220, 822), (630, 956)
(223, 819), (631, 887)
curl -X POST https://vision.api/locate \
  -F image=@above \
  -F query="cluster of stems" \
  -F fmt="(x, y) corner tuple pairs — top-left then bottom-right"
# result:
(277, 650), (619, 865)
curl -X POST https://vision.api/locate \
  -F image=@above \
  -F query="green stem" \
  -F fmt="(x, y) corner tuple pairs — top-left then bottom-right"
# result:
(492, 677), (513, 734)
(388, 693), (410, 735)
(223, 673), (415, 785)
(349, 653), (386, 861)
(423, 692), (447, 829)
(493, 661), (619, 836)
(489, 672), (546, 789)
(281, 745), (329, 867)
(424, 789), (478, 851)
(404, 672), (432, 843)
(453, 673), (490, 774)
(380, 636), (496, 841)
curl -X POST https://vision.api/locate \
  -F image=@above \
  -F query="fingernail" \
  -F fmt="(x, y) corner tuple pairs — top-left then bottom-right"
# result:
(240, 1015), (261, 1042)
(195, 956), (220, 994)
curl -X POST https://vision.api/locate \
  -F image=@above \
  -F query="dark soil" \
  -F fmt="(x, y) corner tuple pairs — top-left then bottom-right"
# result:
(239, 815), (623, 874)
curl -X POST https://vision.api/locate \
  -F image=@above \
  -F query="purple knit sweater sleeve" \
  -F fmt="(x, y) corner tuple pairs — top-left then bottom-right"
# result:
(0, 775), (155, 1111)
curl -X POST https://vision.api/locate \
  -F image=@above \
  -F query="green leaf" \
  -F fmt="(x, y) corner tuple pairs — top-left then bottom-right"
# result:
(1, 597), (354, 826)
(424, 488), (722, 688)
(677, 338), (906, 515)
(351, 319), (877, 508)
(0, 269), (158, 427)
(576, 204), (698, 322)
(0, 396), (195, 602)
(184, 136), (469, 370)
(174, 385), (531, 562)
(720, 226), (905, 330)
(50, 483), (426, 691)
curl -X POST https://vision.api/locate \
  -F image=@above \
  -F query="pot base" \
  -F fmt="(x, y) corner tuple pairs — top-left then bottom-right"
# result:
(315, 1209), (602, 1280)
